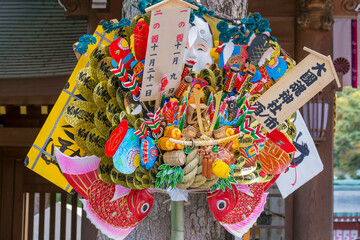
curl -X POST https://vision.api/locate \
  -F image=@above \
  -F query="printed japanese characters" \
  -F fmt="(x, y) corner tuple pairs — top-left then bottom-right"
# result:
(140, 8), (191, 101)
(253, 47), (340, 132)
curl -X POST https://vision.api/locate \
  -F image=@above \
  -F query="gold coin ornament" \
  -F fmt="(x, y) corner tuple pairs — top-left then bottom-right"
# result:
(64, 100), (98, 128)
(98, 156), (115, 184)
(74, 122), (96, 154)
(106, 98), (121, 122)
(93, 81), (112, 108)
(86, 128), (107, 158)
(286, 120), (297, 142)
(107, 74), (120, 98)
(97, 57), (115, 82)
(94, 107), (112, 136)
(35, 4), (341, 239)
(75, 67), (99, 102)
(89, 45), (110, 75)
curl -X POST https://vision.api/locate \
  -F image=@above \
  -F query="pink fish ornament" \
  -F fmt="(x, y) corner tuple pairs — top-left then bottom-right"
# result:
(54, 148), (154, 240)
(207, 183), (269, 238)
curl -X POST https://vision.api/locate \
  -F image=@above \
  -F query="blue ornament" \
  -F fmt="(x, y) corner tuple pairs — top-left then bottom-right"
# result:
(140, 137), (158, 170)
(112, 129), (140, 174)
(266, 57), (288, 80)
(250, 70), (262, 83)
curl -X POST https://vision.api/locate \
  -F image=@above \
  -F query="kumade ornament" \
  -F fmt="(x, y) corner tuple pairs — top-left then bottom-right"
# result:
(26, 0), (340, 239)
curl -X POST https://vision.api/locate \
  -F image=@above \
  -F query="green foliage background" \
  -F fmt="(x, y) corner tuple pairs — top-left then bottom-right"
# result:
(334, 87), (360, 178)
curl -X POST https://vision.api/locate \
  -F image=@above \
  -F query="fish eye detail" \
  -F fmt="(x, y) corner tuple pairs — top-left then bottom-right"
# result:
(217, 200), (226, 210)
(141, 203), (150, 213)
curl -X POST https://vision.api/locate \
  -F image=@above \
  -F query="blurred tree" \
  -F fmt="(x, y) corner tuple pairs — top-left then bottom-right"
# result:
(334, 87), (360, 178)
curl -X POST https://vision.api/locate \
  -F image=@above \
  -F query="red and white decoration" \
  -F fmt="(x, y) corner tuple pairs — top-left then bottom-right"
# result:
(333, 16), (360, 88)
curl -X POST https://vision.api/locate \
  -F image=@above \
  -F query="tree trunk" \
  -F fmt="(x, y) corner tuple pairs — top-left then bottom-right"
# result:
(96, 0), (248, 239)
(200, 0), (248, 19)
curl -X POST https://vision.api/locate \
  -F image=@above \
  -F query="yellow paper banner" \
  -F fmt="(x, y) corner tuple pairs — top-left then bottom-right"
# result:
(25, 24), (115, 193)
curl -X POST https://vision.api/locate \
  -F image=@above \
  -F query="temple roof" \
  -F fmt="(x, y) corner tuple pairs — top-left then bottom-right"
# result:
(0, 0), (87, 79)
(334, 180), (360, 217)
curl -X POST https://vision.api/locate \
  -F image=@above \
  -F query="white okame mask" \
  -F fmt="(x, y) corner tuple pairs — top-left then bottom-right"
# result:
(184, 16), (214, 73)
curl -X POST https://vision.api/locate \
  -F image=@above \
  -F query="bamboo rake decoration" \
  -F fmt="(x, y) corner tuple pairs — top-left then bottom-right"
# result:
(169, 89), (244, 147)
(193, 89), (222, 136)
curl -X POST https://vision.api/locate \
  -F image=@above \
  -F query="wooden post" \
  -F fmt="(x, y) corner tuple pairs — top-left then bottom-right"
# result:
(171, 201), (184, 240)
(292, 1), (335, 239)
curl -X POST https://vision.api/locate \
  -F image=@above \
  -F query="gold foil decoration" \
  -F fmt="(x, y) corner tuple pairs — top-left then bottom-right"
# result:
(97, 57), (114, 82)
(98, 156), (115, 184)
(86, 128), (107, 158)
(107, 74), (119, 98)
(74, 123), (95, 154)
(110, 168), (129, 188)
(116, 88), (127, 112)
(89, 45), (110, 76)
(238, 134), (254, 148)
(64, 101), (98, 128)
(277, 121), (288, 133)
(75, 67), (99, 102)
(93, 81), (112, 108)
(106, 98), (121, 122)
(94, 107), (112, 136)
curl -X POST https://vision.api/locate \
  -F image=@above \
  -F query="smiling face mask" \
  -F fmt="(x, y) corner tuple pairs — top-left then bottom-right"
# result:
(184, 16), (214, 73)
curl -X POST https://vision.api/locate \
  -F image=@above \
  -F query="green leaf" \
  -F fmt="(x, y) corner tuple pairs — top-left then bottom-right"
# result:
(168, 174), (174, 184)
(161, 175), (166, 184)
(174, 167), (181, 179)
(238, 95), (246, 109)
(236, 112), (246, 127)
(156, 171), (163, 178)
(168, 167), (175, 175)
(220, 183), (225, 191)
(179, 112), (186, 132)
(214, 116), (221, 130)
(180, 170), (184, 180)
(158, 164), (168, 170)
(219, 178), (225, 185)
(224, 178), (231, 188)
(183, 146), (191, 154)
(155, 178), (162, 189)
(229, 177), (237, 184)
(212, 145), (219, 153)
(230, 164), (239, 170)
(207, 92), (214, 106)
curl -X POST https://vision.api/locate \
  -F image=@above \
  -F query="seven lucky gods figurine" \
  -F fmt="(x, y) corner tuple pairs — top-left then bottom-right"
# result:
(27, 0), (340, 239)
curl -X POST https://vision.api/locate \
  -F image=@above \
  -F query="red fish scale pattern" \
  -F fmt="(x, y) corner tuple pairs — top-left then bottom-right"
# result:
(222, 183), (264, 224)
(88, 180), (138, 228)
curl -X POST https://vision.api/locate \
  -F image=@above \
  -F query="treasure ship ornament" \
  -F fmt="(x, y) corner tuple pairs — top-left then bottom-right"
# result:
(26, 0), (340, 239)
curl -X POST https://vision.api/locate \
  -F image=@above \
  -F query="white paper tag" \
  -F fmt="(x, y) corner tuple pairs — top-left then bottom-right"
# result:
(276, 111), (324, 198)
